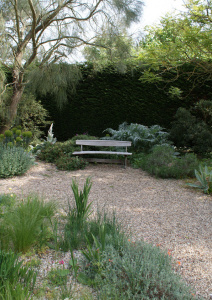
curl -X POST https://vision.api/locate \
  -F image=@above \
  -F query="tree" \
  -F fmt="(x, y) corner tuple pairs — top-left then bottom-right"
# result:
(137, 0), (212, 95)
(0, 0), (143, 133)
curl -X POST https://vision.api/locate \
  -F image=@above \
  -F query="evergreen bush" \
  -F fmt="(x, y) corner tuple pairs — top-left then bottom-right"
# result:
(170, 107), (212, 154)
(55, 155), (88, 171)
(136, 145), (198, 179)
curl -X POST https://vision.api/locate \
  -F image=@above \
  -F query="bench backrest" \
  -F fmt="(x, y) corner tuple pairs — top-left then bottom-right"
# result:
(75, 140), (131, 147)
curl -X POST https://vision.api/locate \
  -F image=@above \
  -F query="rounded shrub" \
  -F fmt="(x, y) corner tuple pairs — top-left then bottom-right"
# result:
(55, 155), (88, 171)
(0, 146), (35, 178)
(4, 130), (13, 138)
(139, 144), (198, 179)
(37, 141), (76, 163)
(94, 241), (196, 300)
(15, 129), (21, 136)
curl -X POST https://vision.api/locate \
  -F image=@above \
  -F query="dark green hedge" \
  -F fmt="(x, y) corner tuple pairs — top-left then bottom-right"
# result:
(39, 64), (212, 141)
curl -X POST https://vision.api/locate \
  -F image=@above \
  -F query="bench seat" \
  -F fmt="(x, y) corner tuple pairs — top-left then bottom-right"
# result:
(72, 140), (132, 167)
(72, 151), (132, 156)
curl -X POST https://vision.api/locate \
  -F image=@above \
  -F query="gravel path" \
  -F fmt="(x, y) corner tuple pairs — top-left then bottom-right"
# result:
(0, 161), (211, 299)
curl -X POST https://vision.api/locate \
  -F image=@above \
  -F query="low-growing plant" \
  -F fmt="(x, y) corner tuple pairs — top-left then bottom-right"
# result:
(79, 241), (197, 299)
(0, 250), (37, 299)
(187, 165), (212, 194)
(0, 145), (35, 178)
(47, 266), (69, 286)
(0, 195), (57, 252)
(104, 122), (170, 153)
(56, 155), (88, 171)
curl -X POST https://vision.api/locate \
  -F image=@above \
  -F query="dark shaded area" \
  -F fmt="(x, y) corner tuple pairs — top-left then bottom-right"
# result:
(39, 64), (212, 141)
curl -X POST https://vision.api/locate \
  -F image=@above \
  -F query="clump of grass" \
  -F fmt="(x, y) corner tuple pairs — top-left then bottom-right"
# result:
(0, 195), (57, 252)
(0, 250), (37, 299)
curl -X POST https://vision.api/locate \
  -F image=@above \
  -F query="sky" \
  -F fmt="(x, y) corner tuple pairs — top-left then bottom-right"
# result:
(130, 0), (186, 36)
(73, 0), (186, 62)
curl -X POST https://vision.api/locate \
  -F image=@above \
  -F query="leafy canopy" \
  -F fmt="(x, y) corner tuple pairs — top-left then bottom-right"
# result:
(137, 0), (212, 93)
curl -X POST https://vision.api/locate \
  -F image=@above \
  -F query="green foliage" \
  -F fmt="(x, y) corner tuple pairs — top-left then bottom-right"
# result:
(104, 122), (170, 152)
(15, 92), (51, 140)
(0, 250), (37, 299)
(36, 134), (97, 170)
(36, 142), (67, 163)
(47, 267), (69, 286)
(0, 195), (57, 252)
(136, 144), (198, 178)
(187, 165), (212, 194)
(170, 107), (212, 154)
(0, 145), (35, 178)
(61, 177), (93, 250)
(71, 178), (92, 228)
(0, 127), (33, 148)
(71, 134), (98, 142)
(55, 155), (88, 171)
(138, 0), (212, 91)
(79, 240), (195, 300)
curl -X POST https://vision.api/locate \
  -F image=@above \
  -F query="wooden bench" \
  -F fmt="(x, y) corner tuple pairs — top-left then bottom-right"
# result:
(72, 140), (132, 168)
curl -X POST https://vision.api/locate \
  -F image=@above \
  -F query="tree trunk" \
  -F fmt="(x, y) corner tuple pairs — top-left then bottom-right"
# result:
(0, 66), (24, 134)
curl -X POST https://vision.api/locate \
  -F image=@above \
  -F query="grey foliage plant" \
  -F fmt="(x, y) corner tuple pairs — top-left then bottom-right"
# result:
(0, 145), (35, 178)
(187, 165), (212, 194)
(103, 122), (170, 152)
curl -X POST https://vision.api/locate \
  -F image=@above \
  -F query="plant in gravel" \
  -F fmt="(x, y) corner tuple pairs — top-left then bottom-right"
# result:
(187, 165), (212, 194)
(138, 144), (198, 179)
(0, 193), (15, 211)
(69, 250), (80, 278)
(56, 155), (88, 171)
(0, 195), (57, 252)
(47, 262), (69, 286)
(79, 240), (197, 300)
(0, 250), (37, 299)
(103, 122), (170, 153)
(61, 178), (93, 250)
(0, 145), (35, 178)
(71, 177), (93, 226)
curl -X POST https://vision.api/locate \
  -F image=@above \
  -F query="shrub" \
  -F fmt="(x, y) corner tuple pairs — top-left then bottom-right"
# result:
(104, 122), (170, 153)
(16, 92), (51, 141)
(55, 155), (88, 171)
(0, 145), (35, 178)
(71, 134), (97, 142)
(82, 241), (196, 299)
(138, 145), (198, 179)
(170, 107), (212, 154)
(0, 195), (57, 252)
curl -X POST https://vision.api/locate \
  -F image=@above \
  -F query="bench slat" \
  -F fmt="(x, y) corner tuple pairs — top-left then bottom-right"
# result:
(72, 151), (132, 156)
(75, 140), (131, 147)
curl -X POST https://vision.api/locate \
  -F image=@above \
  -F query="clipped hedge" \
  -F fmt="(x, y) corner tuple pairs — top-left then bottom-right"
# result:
(39, 64), (212, 141)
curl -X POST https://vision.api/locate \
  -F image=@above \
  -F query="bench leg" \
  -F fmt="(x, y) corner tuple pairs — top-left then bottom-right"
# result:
(124, 156), (127, 168)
